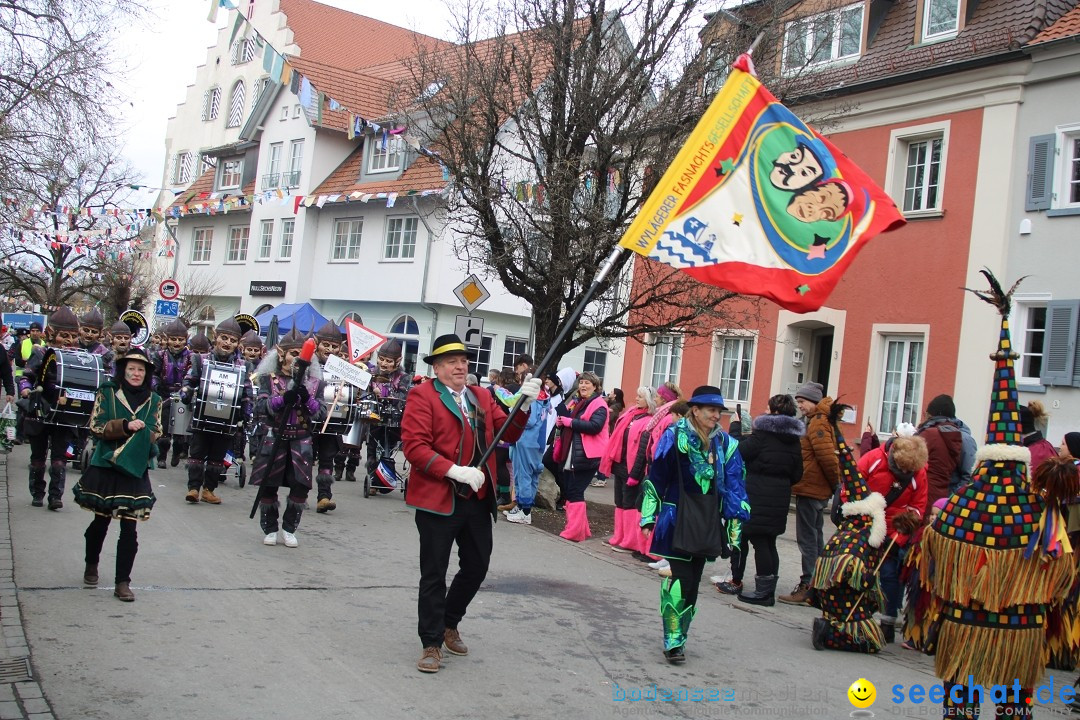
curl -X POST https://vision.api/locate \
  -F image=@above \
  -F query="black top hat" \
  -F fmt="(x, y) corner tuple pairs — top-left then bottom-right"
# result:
(423, 334), (471, 365)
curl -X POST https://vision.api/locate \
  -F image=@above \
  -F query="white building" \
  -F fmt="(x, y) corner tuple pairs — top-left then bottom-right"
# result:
(158, 0), (625, 383)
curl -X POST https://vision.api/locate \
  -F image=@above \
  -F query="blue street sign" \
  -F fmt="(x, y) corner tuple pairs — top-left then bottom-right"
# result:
(155, 300), (180, 317)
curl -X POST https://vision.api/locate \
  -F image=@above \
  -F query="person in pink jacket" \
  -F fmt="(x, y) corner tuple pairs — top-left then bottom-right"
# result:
(599, 387), (658, 553)
(553, 371), (609, 541)
(856, 432), (929, 643)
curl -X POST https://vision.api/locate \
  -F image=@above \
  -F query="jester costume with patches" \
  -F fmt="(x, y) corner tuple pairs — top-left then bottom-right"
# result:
(808, 416), (888, 654)
(641, 403), (750, 660)
(249, 334), (326, 540)
(907, 272), (1075, 719)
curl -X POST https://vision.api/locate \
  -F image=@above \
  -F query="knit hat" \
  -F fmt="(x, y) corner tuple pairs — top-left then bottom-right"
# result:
(79, 307), (103, 329)
(163, 319), (189, 338)
(277, 327), (306, 351)
(926, 394), (956, 418)
(240, 330), (263, 348)
(1065, 432), (1080, 460)
(189, 332), (211, 353)
(794, 381), (824, 404)
(315, 320), (342, 343)
(109, 320), (131, 337)
(215, 317), (243, 339)
(48, 306), (80, 331)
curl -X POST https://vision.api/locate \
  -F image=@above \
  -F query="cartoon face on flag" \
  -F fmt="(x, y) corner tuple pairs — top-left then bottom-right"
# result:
(620, 55), (904, 312)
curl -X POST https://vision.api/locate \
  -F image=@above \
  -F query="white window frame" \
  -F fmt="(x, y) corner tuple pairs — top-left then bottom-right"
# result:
(713, 331), (756, 406)
(285, 140), (303, 188)
(388, 314), (421, 375)
(876, 333), (927, 433)
(921, 0), (962, 42)
(502, 338), (530, 370)
(1012, 294), (1051, 388)
(202, 87), (221, 121)
(368, 135), (404, 174)
(383, 216), (418, 261)
(225, 226), (249, 264)
(173, 151), (194, 185)
(645, 334), (683, 390)
(191, 227), (213, 264)
(331, 218), (363, 262)
(1053, 123), (1080, 211)
(583, 348), (608, 385)
(468, 334), (497, 380)
(231, 37), (255, 65)
(218, 158), (243, 191)
(783, 3), (864, 73)
(886, 120), (949, 218)
(293, 104), (302, 119)
(256, 219), (273, 261)
(226, 80), (246, 129)
(278, 218), (295, 261)
(280, 106), (289, 122)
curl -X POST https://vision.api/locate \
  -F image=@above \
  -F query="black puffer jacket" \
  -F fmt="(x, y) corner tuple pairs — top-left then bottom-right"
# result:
(738, 413), (804, 537)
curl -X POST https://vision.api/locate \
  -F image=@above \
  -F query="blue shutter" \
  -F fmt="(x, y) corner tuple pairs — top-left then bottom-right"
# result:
(1026, 134), (1055, 211)
(1041, 300), (1079, 386)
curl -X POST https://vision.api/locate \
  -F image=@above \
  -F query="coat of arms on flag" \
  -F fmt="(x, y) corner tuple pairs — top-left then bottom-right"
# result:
(620, 55), (905, 312)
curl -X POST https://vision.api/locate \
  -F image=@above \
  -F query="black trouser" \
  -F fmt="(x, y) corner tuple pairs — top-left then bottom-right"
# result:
(85, 515), (138, 583)
(366, 425), (400, 476)
(336, 444), (362, 473)
(668, 555), (707, 608)
(314, 433), (340, 500)
(187, 431), (232, 491)
(561, 466), (595, 502)
(611, 463), (639, 509)
(256, 469), (310, 534)
(29, 424), (73, 500)
(731, 533), (780, 582)
(415, 496), (493, 648)
(495, 446), (511, 502)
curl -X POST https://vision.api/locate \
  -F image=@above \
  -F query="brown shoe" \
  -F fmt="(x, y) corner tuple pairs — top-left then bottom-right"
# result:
(497, 500), (517, 512)
(185, 489), (199, 503)
(417, 646), (442, 673)
(114, 581), (135, 602)
(443, 627), (468, 656)
(317, 498), (336, 513)
(83, 563), (98, 587)
(200, 488), (222, 505)
(778, 582), (811, 605)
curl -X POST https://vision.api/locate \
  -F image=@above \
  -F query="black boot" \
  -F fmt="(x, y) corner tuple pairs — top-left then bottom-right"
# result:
(879, 616), (896, 644)
(29, 462), (46, 505)
(48, 462), (66, 509)
(259, 502), (279, 536)
(738, 575), (778, 607)
(282, 499), (304, 533)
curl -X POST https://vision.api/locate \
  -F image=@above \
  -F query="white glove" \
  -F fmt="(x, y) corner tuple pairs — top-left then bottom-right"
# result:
(446, 464), (485, 492)
(518, 375), (542, 410)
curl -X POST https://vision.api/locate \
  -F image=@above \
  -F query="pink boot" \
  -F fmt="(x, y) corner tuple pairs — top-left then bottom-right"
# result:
(625, 509), (649, 554)
(559, 501), (592, 542)
(605, 508), (626, 548)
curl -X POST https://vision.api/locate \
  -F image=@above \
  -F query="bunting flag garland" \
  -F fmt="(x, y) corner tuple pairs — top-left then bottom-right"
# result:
(618, 54), (905, 313)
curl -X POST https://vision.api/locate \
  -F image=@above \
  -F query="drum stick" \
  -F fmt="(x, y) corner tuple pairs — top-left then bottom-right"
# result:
(319, 387), (343, 434)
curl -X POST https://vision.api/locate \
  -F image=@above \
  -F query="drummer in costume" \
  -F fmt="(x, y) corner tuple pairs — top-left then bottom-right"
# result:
(640, 385), (750, 664)
(366, 340), (411, 485)
(101, 321), (133, 376)
(78, 308), (108, 355)
(19, 307), (84, 510)
(154, 319), (192, 469)
(72, 347), (160, 602)
(312, 320), (343, 513)
(239, 330), (265, 460)
(250, 328), (325, 547)
(180, 318), (252, 504)
(907, 272), (1076, 718)
(402, 334), (541, 673)
(336, 349), (370, 483)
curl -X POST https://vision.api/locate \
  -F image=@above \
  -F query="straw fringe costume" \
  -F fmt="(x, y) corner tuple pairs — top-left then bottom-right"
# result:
(907, 271), (1075, 718)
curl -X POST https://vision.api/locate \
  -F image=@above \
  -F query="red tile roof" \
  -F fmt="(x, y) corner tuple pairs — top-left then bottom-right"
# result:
(168, 168), (255, 212)
(288, 56), (395, 131)
(279, 0), (451, 70)
(310, 147), (446, 197)
(1030, 3), (1080, 44)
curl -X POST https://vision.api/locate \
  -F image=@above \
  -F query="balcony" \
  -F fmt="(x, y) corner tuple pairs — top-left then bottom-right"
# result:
(260, 171), (301, 191)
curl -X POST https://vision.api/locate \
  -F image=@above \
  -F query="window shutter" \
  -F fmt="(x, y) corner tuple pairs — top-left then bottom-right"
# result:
(1040, 300), (1079, 386)
(1026, 134), (1055, 211)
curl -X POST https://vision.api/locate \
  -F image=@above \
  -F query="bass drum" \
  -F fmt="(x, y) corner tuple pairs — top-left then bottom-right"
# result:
(320, 381), (356, 435)
(190, 361), (243, 434)
(41, 348), (104, 428)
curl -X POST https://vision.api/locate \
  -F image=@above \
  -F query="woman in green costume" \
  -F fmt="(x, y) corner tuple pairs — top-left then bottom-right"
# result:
(73, 347), (161, 602)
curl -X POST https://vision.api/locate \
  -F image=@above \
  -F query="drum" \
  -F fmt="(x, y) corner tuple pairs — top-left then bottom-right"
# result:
(170, 393), (191, 436)
(41, 348), (104, 428)
(320, 381), (356, 435)
(356, 398), (381, 423)
(376, 397), (405, 428)
(190, 360), (243, 434)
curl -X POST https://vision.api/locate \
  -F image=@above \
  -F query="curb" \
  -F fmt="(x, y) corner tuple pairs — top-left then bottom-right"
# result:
(0, 452), (56, 720)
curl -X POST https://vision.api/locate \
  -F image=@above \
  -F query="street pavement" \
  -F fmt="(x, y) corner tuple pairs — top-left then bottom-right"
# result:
(0, 443), (1075, 719)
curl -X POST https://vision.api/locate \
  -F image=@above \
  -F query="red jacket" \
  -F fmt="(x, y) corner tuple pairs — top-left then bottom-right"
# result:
(401, 378), (529, 517)
(857, 444), (928, 545)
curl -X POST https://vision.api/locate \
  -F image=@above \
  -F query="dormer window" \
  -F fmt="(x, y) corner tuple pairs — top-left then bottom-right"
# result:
(783, 3), (864, 73)
(921, 0), (961, 42)
(218, 157), (243, 191)
(369, 135), (404, 174)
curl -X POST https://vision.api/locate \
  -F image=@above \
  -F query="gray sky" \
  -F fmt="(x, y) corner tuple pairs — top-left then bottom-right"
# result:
(116, 0), (455, 207)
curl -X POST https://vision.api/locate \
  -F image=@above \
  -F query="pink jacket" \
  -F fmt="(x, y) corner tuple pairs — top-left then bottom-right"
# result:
(599, 407), (650, 475)
(577, 395), (610, 460)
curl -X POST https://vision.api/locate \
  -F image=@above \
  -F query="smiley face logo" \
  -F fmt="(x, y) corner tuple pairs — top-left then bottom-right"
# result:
(848, 678), (876, 708)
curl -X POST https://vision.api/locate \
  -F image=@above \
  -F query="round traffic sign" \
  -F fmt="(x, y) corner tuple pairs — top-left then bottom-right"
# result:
(159, 278), (181, 300)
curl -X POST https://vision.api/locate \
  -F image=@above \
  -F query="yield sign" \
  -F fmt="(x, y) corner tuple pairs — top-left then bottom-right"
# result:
(344, 318), (386, 363)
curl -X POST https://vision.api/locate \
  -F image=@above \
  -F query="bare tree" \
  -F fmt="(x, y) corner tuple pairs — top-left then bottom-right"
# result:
(399, 0), (766, 365)
(176, 268), (225, 328)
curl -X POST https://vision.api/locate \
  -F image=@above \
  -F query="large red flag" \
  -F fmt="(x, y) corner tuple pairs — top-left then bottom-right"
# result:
(619, 55), (905, 312)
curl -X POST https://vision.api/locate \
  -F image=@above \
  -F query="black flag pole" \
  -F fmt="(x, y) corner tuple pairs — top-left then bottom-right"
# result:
(472, 245), (630, 470)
